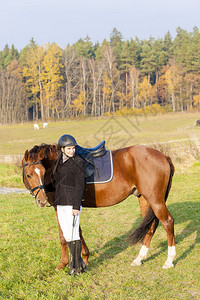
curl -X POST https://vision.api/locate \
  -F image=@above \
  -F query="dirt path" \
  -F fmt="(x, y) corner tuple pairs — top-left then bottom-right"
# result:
(0, 187), (28, 194)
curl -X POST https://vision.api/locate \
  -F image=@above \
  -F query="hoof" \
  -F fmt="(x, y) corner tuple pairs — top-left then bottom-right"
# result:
(131, 259), (142, 266)
(82, 256), (89, 266)
(162, 262), (174, 269)
(55, 262), (68, 271)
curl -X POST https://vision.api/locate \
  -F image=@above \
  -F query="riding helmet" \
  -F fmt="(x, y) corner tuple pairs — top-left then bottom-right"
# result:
(58, 134), (77, 148)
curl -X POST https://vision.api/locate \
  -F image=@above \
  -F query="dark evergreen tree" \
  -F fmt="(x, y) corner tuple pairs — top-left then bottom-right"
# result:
(110, 28), (123, 64)
(140, 39), (157, 83)
(186, 26), (200, 74)
(129, 37), (142, 69)
(173, 27), (190, 67)
(74, 36), (95, 58)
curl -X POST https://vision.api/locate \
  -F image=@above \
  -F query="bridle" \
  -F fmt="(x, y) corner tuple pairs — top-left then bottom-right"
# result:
(23, 161), (45, 200)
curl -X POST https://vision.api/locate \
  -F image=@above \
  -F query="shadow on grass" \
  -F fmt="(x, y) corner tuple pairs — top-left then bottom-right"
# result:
(88, 216), (142, 268)
(89, 201), (200, 268)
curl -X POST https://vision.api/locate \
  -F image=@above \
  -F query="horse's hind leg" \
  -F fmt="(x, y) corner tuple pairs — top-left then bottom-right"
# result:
(131, 196), (156, 266)
(55, 209), (69, 270)
(79, 226), (90, 265)
(150, 201), (176, 269)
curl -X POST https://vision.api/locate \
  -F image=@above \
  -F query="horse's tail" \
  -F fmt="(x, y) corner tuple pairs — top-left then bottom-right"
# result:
(127, 155), (175, 245)
(164, 156), (175, 202)
(127, 206), (159, 245)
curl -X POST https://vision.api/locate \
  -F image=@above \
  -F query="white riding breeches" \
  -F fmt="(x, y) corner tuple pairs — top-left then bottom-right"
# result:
(57, 205), (81, 242)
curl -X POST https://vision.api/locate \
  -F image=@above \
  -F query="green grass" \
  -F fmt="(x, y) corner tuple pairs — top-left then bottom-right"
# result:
(0, 165), (199, 299)
(0, 163), (23, 187)
(1, 112), (200, 189)
(0, 113), (200, 298)
(0, 112), (200, 155)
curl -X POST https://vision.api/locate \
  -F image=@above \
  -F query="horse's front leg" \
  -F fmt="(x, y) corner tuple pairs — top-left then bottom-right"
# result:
(54, 208), (69, 270)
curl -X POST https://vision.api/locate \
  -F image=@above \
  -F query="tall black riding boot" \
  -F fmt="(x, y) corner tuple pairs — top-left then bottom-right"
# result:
(67, 240), (87, 275)
(74, 240), (87, 274)
(67, 241), (76, 275)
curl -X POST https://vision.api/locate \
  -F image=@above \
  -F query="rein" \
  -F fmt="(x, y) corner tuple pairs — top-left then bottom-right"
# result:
(23, 161), (45, 200)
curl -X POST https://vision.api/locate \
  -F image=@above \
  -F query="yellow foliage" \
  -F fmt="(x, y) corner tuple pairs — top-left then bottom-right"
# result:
(114, 104), (165, 116)
(70, 91), (85, 114)
(116, 91), (128, 103)
(138, 76), (152, 104)
(22, 45), (45, 96)
(164, 63), (182, 92)
(102, 72), (112, 98)
(193, 94), (200, 108)
(22, 43), (63, 118)
(42, 43), (63, 109)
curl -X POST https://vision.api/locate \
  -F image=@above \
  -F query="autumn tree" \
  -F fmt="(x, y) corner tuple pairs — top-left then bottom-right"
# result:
(63, 45), (80, 116)
(138, 76), (152, 108)
(129, 66), (140, 108)
(165, 59), (184, 111)
(0, 62), (25, 124)
(101, 45), (120, 112)
(193, 93), (200, 111)
(42, 43), (63, 119)
(102, 72), (112, 113)
(23, 45), (45, 120)
(88, 57), (104, 116)
(70, 91), (85, 116)
(184, 73), (200, 110)
(156, 68), (169, 107)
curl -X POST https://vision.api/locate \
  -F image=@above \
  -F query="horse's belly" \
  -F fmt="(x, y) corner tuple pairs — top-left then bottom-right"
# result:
(83, 180), (132, 208)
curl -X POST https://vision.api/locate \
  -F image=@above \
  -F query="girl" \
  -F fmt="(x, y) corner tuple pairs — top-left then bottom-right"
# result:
(53, 134), (87, 275)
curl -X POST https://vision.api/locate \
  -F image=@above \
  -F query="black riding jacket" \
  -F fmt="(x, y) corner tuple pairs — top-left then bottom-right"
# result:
(53, 154), (85, 210)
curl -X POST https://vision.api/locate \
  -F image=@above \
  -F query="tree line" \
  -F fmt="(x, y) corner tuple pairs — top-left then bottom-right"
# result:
(1, 27), (200, 124)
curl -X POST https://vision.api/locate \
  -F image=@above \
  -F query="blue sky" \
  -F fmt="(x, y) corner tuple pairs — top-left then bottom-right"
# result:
(1, 0), (200, 51)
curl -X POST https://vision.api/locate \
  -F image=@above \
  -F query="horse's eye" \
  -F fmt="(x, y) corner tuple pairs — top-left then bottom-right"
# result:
(27, 174), (31, 178)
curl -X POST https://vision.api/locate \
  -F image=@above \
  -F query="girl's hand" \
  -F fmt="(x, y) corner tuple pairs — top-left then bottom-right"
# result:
(72, 209), (79, 216)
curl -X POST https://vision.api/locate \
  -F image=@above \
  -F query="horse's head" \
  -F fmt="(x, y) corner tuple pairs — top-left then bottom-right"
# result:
(22, 148), (48, 207)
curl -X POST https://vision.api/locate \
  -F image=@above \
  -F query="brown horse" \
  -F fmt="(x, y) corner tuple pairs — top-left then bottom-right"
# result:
(22, 143), (176, 269)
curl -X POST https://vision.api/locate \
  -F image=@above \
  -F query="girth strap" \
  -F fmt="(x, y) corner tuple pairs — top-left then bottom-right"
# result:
(132, 186), (141, 198)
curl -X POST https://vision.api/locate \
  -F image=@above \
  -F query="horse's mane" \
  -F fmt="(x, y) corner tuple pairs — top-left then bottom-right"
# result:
(29, 143), (60, 160)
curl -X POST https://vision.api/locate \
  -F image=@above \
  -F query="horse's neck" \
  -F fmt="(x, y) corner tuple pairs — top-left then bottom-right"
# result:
(42, 150), (60, 183)
(42, 156), (57, 170)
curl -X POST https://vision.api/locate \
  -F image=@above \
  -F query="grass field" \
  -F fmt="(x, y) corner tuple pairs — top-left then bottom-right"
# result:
(0, 112), (200, 299)
(0, 165), (199, 299)
(0, 112), (200, 156)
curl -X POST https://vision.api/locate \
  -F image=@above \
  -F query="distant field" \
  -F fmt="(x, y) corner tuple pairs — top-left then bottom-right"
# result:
(0, 112), (200, 155)
(1, 112), (200, 188)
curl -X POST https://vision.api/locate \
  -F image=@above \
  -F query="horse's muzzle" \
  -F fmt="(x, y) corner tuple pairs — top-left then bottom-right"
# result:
(36, 198), (48, 207)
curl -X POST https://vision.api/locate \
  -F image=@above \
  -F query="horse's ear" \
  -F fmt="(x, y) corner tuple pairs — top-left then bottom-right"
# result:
(38, 148), (45, 160)
(24, 150), (30, 161)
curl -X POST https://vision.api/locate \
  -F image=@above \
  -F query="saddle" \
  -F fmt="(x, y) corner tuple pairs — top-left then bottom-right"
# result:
(75, 140), (106, 157)
(75, 141), (107, 178)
